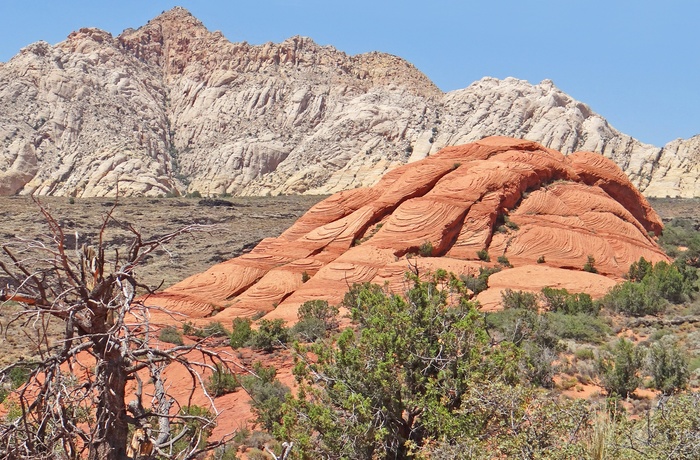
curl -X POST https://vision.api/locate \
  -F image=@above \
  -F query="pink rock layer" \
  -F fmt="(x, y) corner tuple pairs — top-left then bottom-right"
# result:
(144, 136), (668, 323)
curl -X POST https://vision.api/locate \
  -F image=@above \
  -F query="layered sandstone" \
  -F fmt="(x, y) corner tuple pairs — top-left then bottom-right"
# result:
(144, 137), (669, 323)
(0, 7), (698, 198)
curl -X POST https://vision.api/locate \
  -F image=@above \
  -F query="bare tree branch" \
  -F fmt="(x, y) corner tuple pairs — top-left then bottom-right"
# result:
(0, 198), (227, 460)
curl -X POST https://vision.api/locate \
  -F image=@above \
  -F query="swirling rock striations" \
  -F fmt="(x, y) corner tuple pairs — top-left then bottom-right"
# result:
(144, 137), (669, 323)
(0, 7), (698, 198)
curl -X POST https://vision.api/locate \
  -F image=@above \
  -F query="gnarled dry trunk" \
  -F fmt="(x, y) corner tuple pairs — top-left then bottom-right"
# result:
(89, 339), (129, 460)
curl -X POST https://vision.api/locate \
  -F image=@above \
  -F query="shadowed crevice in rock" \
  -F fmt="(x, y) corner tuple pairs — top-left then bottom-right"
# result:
(144, 136), (669, 324)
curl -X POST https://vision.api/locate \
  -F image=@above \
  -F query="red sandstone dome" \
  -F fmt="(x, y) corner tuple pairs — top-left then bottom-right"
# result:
(145, 136), (668, 322)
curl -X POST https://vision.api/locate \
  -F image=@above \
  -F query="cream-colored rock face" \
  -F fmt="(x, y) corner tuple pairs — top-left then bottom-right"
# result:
(0, 7), (697, 198)
(641, 135), (700, 198)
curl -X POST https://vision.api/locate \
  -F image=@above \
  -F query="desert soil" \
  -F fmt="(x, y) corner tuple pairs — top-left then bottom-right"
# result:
(0, 195), (697, 366)
(0, 195), (325, 365)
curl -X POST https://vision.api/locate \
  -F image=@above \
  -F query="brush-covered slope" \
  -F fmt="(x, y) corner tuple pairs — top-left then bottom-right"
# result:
(1, 7), (698, 198)
(144, 137), (668, 322)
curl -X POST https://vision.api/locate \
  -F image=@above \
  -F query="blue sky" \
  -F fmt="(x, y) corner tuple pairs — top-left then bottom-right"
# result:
(0, 1), (697, 147)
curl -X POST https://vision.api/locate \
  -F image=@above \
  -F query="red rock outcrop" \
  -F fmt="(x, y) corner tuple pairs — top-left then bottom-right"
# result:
(145, 137), (668, 324)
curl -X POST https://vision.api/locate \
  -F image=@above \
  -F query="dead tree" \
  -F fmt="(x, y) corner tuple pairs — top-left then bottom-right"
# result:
(0, 198), (232, 460)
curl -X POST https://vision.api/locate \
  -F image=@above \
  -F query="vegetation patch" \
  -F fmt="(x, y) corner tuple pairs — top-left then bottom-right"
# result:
(601, 257), (697, 316)
(158, 326), (184, 345)
(206, 364), (240, 397)
(460, 266), (500, 295)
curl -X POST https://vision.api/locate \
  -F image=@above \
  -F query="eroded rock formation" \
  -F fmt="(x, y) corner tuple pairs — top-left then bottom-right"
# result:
(144, 137), (669, 323)
(1, 7), (698, 198)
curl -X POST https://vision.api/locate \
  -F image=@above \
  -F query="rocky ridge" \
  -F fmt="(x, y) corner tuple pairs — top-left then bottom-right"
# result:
(144, 137), (669, 323)
(0, 7), (698, 198)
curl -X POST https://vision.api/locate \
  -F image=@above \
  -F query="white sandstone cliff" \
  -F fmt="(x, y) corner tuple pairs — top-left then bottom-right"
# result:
(0, 7), (697, 198)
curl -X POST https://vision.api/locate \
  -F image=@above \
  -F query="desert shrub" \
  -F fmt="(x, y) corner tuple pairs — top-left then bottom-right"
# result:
(486, 308), (542, 345)
(650, 328), (673, 341)
(476, 249), (490, 262)
(212, 444), (239, 460)
(276, 274), (539, 459)
(292, 299), (339, 343)
(567, 292), (597, 315)
(674, 259), (700, 297)
(646, 338), (689, 394)
(241, 362), (290, 432)
(501, 289), (538, 310)
(246, 430), (276, 450)
(232, 425), (252, 446)
(583, 255), (598, 273)
(419, 240), (434, 257)
(640, 392), (700, 455)
(460, 266), (500, 296)
(3, 400), (23, 423)
(212, 426), (254, 459)
(541, 287), (569, 312)
(575, 360), (598, 385)
(497, 254), (512, 267)
(246, 449), (269, 460)
(230, 317), (253, 349)
(612, 258), (695, 314)
(602, 281), (664, 316)
(485, 307), (559, 387)
(182, 321), (196, 336)
(301, 271), (311, 283)
(203, 321), (230, 337)
(0, 362), (39, 402)
(504, 216), (519, 230)
(690, 356), (700, 374)
(602, 392), (700, 458)
(540, 287), (598, 315)
(537, 255), (546, 264)
(421, 387), (591, 459)
(574, 348), (596, 361)
(488, 307), (555, 345)
(658, 218), (700, 267)
(172, 405), (216, 452)
(522, 341), (557, 388)
(559, 376), (578, 390)
(158, 326), (184, 345)
(6, 364), (36, 390)
(206, 363), (239, 397)
(0, 362), (40, 402)
(249, 319), (289, 352)
(548, 312), (611, 343)
(627, 257), (653, 282)
(644, 260), (686, 303)
(598, 338), (644, 398)
(297, 299), (339, 331)
(183, 320), (230, 338)
(291, 317), (326, 343)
